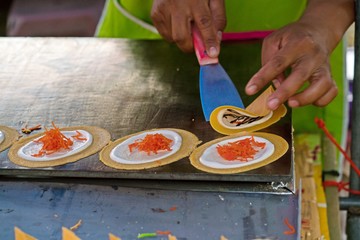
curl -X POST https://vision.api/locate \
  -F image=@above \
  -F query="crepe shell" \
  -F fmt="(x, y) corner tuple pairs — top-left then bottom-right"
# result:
(210, 85), (287, 135)
(17, 130), (93, 161)
(100, 128), (200, 170)
(0, 130), (4, 145)
(190, 132), (289, 174)
(8, 126), (111, 168)
(109, 129), (182, 164)
(0, 126), (20, 153)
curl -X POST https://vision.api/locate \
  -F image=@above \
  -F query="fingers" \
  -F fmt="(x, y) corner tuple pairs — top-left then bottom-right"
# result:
(288, 83), (338, 108)
(272, 73), (286, 88)
(266, 66), (337, 110)
(264, 60), (337, 109)
(151, 0), (173, 42)
(261, 32), (282, 66)
(246, 35), (293, 95)
(151, 0), (225, 56)
(152, 0), (194, 52)
(246, 26), (336, 110)
(192, 1), (220, 58)
(246, 50), (295, 96)
(247, 34), (316, 95)
(210, 0), (226, 35)
(313, 84), (338, 107)
(267, 57), (322, 109)
(287, 64), (338, 107)
(171, 12), (193, 52)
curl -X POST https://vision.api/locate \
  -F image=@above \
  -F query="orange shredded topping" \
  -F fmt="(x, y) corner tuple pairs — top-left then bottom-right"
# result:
(216, 136), (266, 161)
(156, 230), (172, 235)
(72, 131), (87, 141)
(128, 133), (173, 155)
(283, 217), (296, 235)
(169, 205), (177, 211)
(32, 122), (73, 157)
(70, 219), (83, 231)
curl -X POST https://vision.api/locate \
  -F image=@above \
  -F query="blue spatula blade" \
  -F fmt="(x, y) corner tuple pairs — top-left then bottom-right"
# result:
(200, 64), (244, 121)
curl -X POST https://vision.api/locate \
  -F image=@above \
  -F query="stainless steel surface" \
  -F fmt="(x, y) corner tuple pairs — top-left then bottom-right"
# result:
(0, 37), (293, 182)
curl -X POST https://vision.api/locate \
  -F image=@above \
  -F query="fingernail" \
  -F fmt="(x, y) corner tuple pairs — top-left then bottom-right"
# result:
(268, 98), (280, 110)
(272, 79), (280, 88)
(217, 31), (222, 42)
(288, 99), (300, 107)
(209, 47), (218, 58)
(246, 85), (258, 94)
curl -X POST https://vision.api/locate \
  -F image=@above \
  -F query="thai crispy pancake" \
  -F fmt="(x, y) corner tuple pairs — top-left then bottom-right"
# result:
(100, 128), (200, 170)
(190, 132), (288, 174)
(8, 126), (111, 168)
(210, 86), (287, 135)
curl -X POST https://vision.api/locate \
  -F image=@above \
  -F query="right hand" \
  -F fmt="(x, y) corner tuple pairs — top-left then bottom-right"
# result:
(151, 0), (226, 58)
(246, 22), (338, 110)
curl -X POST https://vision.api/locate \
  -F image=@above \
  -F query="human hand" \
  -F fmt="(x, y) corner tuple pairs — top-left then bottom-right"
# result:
(245, 22), (338, 110)
(151, 0), (226, 58)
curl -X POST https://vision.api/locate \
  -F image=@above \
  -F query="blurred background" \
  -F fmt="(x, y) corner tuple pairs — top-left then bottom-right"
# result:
(0, 0), (105, 37)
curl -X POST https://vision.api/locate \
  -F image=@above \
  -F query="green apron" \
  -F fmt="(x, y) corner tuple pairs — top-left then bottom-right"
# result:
(96, 0), (348, 170)
(96, 0), (306, 37)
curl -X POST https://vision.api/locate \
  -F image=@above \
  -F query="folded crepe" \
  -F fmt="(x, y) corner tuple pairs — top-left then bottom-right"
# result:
(210, 86), (287, 135)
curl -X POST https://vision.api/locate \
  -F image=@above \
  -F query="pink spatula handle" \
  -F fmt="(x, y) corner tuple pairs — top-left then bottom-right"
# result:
(192, 26), (219, 66)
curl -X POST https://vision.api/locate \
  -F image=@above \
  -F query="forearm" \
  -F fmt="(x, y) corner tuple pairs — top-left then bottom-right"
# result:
(299, 0), (354, 52)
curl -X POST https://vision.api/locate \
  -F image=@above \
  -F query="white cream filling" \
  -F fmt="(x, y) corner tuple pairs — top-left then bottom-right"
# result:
(218, 108), (273, 129)
(17, 130), (93, 161)
(0, 130), (4, 145)
(110, 129), (182, 164)
(199, 136), (274, 169)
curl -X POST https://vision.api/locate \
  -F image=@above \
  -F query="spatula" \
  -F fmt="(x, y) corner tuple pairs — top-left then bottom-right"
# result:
(192, 27), (244, 121)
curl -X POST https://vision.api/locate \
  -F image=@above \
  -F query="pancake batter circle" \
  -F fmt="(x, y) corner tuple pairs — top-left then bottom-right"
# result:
(8, 126), (111, 168)
(190, 132), (289, 174)
(100, 128), (200, 170)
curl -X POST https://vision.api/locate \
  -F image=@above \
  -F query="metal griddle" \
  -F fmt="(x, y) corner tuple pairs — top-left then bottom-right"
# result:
(0, 38), (293, 183)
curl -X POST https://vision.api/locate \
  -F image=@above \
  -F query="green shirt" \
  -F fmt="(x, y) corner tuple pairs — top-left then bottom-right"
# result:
(96, 0), (306, 38)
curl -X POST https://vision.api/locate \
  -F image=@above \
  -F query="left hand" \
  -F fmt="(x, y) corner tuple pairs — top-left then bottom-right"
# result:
(245, 21), (338, 110)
